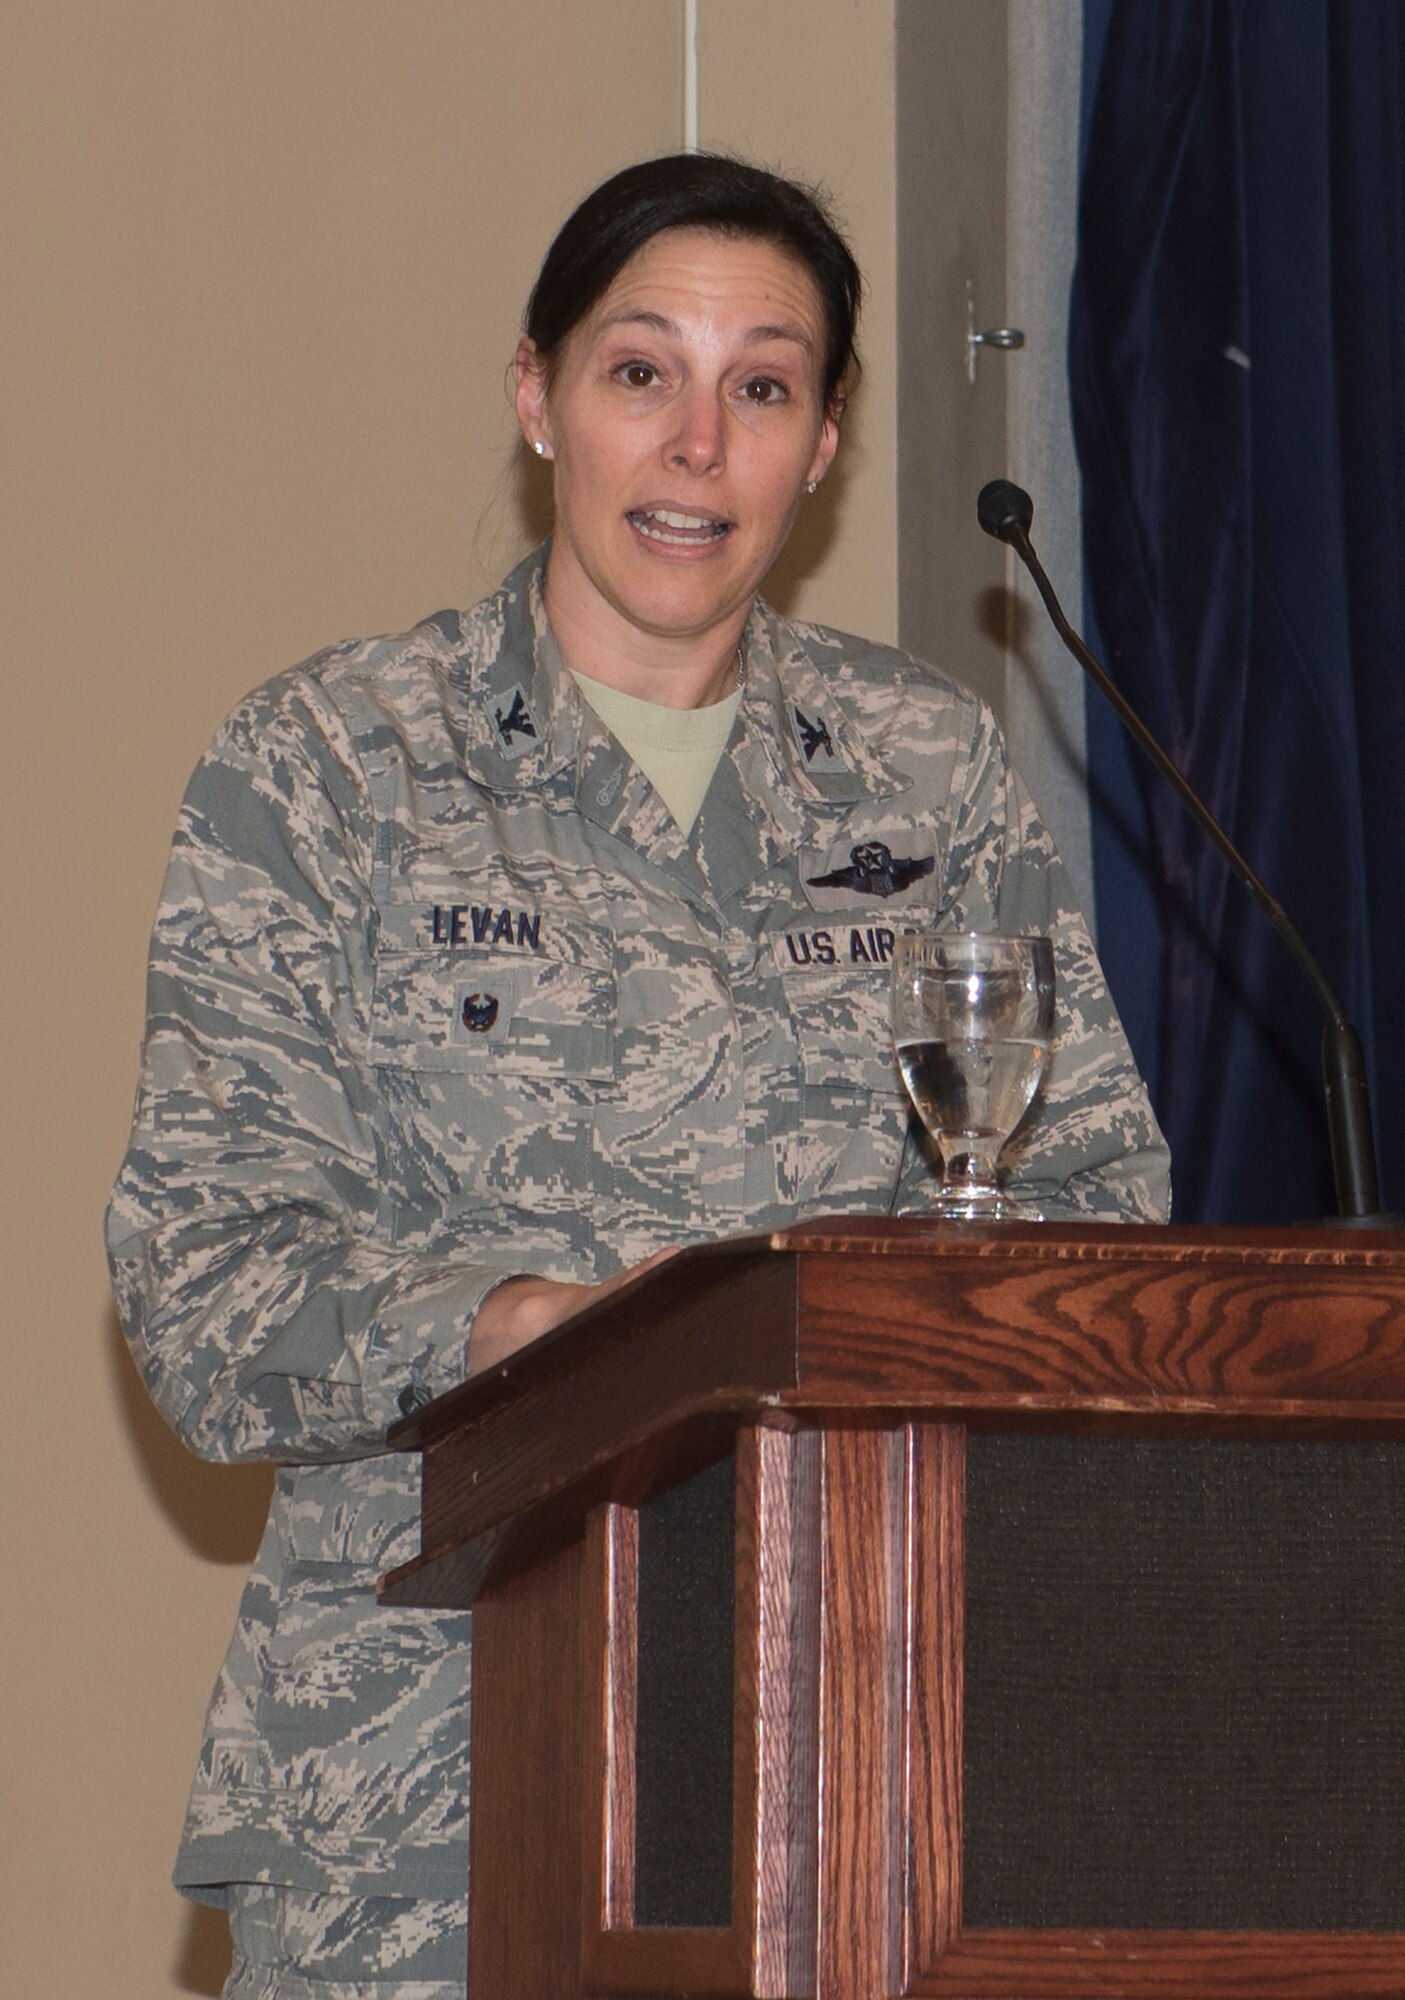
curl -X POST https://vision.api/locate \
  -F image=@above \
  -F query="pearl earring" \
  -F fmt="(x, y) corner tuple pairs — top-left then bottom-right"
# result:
(532, 439), (547, 458)
(806, 479), (819, 494)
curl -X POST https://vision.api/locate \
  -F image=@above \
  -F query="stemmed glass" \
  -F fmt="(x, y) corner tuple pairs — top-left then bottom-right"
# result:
(891, 930), (1056, 1220)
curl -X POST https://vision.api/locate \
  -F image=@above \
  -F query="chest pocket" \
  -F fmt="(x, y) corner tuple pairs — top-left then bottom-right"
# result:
(368, 921), (616, 1242)
(778, 926), (911, 1205)
(785, 962), (904, 1096)
(775, 915), (912, 1089)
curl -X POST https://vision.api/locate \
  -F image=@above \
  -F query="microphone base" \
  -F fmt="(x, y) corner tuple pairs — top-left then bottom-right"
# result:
(1312, 1211), (1405, 1231)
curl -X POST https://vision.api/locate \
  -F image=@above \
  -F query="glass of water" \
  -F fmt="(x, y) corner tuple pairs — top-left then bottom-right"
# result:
(891, 930), (1056, 1220)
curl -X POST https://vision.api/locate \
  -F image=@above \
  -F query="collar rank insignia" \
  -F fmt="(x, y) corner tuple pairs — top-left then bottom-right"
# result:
(790, 702), (840, 767)
(807, 841), (936, 899)
(491, 683), (539, 759)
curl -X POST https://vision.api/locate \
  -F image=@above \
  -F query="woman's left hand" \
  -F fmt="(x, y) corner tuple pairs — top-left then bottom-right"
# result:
(466, 1247), (680, 1376)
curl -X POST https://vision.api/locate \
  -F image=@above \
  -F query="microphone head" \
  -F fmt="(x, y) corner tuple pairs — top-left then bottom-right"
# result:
(977, 479), (1035, 543)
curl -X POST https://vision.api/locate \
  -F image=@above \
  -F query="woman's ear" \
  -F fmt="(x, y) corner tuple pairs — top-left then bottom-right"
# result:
(802, 377), (846, 488)
(806, 404), (843, 489)
(514, 338), (553, 457)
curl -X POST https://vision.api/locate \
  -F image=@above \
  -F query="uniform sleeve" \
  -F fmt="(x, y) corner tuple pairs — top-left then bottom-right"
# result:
(897, 700), (1171, 1223)
(105, 675), (520, 1464)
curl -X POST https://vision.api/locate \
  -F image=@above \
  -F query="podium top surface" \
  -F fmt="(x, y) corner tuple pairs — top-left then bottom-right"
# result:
(377, 1221), (1405, 1601)
(389, 1217), (1405, 1451)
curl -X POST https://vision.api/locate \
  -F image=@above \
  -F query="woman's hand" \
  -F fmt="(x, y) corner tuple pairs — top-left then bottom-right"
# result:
(466, 1247), (679, 1377)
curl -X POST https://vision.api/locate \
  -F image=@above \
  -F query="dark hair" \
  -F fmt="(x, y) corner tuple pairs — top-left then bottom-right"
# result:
(523, 153), (862, 413)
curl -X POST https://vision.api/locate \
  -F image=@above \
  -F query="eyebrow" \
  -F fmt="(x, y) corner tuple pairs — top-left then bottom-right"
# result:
(597, 308), (816, 353)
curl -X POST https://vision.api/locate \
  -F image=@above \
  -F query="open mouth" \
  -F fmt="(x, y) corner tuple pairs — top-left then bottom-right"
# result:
(627, 507), (733, 547)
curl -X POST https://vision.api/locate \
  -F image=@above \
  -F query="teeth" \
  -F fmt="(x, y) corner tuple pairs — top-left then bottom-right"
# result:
(631, 508), (730, 544)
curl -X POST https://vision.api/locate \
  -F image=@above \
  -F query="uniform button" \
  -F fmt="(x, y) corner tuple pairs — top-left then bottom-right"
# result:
(397, 1382), (433, 1417)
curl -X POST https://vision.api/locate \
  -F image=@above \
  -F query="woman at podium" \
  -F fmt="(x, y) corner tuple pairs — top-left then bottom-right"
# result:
(107, 153), (1168, 1999)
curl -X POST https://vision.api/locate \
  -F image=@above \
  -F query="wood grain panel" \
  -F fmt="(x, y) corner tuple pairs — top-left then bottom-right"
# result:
(816, 1426), (907, 1996)
(742, 1425), (821, 1996)
(904, 1425), (967, 1981)
(912, 1930), (1405, 1996)
(467, 1529), (589, 1998)
(586, 1504), (636, 1932)
(777, 1221), (1405, 1269)
(584, 1925), (749, 1996)
(792, 1232), (1405, 1420)
(384, 1411), (744, 1609)
(409, 1253), (795, 1553)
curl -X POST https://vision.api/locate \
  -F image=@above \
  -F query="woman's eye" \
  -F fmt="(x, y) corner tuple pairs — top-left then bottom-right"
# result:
(742, 376), (787, 405)
(616, 361), (660, 389)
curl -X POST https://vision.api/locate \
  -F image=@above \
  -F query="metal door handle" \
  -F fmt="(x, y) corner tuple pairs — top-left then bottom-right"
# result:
(969, 326), (1025, 350)
(966, 324), (1026, 383)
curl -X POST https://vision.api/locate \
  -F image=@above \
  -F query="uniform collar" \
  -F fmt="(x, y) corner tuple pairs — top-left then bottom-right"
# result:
(455, 546), (580, 792)
(450, 546), (912, 898)
(453, 547), (702, 881)
(732, 597), (909, 808)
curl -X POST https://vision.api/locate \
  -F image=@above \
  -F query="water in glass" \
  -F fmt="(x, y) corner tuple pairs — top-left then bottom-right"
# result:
(891, 931), (1055, 1220)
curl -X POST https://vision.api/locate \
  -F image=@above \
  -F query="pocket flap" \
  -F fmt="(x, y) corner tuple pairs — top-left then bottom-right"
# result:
(371, 951), (614, 1078)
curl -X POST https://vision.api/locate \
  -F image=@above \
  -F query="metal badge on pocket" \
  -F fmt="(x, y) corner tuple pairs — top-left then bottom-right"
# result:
(461, 992), (500, 1034)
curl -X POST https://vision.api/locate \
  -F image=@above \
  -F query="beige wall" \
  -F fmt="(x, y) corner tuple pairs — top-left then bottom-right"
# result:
(4, 4), (900, 1993)
(698, 0), (899, 640)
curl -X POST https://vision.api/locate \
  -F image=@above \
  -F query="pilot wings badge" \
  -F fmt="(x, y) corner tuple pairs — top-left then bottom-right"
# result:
(806, 840), (936, 900)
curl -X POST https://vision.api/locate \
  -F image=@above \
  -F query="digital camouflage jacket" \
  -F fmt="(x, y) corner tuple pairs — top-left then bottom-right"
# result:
(107, 548), (1169, 1904)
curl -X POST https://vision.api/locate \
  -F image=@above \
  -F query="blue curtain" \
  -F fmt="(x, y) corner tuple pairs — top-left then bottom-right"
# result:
(1070, 0), (1405, 1224)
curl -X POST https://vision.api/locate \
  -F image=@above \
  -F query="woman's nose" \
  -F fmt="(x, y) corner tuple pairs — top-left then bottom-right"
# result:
(667, 389), (725, 474)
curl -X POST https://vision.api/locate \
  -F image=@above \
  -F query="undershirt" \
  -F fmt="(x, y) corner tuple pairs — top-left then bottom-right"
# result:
(570, 669), (743, 836)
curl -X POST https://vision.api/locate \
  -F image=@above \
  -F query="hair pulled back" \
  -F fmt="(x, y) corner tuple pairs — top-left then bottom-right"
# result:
(523, 153), (862, 413)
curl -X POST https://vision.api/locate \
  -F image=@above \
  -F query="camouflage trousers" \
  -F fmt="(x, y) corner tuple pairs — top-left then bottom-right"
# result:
(223, 1885), (467, 1999)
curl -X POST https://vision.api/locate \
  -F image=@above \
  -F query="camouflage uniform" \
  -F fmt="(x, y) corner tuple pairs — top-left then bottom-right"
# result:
(223, 1885), (466, 1998)
(107, 548), (1169, 1976)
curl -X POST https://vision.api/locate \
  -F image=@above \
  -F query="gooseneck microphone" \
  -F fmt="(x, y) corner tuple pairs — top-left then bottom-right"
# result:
(977, 477), (1396, 1228)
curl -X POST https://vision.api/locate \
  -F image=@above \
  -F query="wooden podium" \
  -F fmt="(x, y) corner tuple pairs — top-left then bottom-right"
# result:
(380, 1219), (1405, 1997)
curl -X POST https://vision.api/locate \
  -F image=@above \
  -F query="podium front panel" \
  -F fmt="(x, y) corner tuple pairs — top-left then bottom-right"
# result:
(633, 1451), (736, 1928)
(962, 1433), (1405, 1929)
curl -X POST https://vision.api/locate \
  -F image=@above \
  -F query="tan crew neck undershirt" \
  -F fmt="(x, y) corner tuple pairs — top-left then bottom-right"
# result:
(570, 670), (742, 836)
